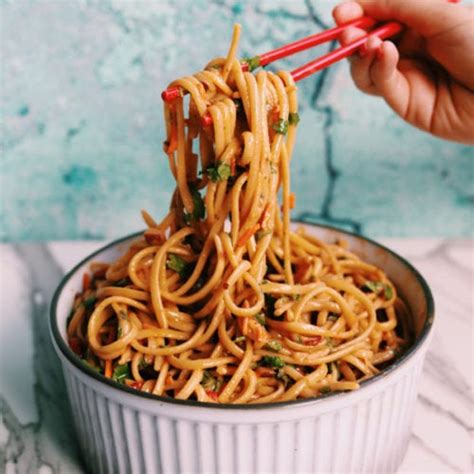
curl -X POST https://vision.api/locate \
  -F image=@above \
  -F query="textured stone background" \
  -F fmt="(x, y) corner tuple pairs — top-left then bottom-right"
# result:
(1, 0), (473, 241)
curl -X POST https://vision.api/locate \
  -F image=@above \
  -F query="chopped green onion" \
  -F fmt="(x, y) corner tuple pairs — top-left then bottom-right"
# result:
(234, 336), (246, 344)
(242, 55), (261, 72)
(112, 364), (130, 384)
(255, 313), (266, 326)
(206, 161), (231, 182)
(288, 112), (300, 126)
(384, 285), (393, 300)
(364, 281), (393, 300)
(265, 340), (282, 352)
(139, 358), (149, 370)
(184, 184), (205, 224)
(261, 355), (285, 369)
(320, 386), (331, 394)
(201, 370), (221, 392)
(117, 326), (123, 338)
(272, 119), (289, 135)
(167, 254), (190, 280)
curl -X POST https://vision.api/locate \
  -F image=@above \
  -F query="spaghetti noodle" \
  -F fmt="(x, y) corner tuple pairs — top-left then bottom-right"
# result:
(67, 25), (406, 403)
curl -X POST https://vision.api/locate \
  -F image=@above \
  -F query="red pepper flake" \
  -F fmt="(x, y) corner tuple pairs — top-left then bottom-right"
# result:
(206, 390), (219, 401)
(82, 273), (91, 292)
(304, 336), (323, 346)
(126, 380), (144, 390)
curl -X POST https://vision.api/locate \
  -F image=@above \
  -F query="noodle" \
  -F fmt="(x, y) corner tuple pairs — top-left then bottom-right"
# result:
(67, 25), (406, 404)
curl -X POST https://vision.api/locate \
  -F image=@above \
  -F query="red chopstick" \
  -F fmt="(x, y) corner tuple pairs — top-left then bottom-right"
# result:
(161, 16), (376, 103)
(165, 0), (461, 126)
(242, 16), (376, 71)
(291, 21), (402, 82)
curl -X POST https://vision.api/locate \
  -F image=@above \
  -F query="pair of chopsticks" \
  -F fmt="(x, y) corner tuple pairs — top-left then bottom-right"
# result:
(162, 0), (460, 126)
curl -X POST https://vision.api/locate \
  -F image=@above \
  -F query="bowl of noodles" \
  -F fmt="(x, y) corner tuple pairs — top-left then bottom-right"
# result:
(50, 24), (434, 474)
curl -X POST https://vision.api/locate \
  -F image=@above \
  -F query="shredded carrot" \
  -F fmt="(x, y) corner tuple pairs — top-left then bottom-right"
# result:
(230, 154), (236, 176)
(82, 273), (90, 292)
(294, 261), (311, 283)
(104, 360), (113, 378)
(237, 223), (260, 248)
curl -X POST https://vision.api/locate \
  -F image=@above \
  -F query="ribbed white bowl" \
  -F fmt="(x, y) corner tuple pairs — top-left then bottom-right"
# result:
(50, 224), (434, 474)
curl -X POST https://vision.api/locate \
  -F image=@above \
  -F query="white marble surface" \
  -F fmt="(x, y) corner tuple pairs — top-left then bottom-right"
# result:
(0, 239), (472, 473)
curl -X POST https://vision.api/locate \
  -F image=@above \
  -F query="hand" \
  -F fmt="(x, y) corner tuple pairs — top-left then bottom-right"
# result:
(333, 0), (474, 144)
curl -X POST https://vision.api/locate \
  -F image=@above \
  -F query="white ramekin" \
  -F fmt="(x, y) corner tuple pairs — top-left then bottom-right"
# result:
(50, 223), (434, 474)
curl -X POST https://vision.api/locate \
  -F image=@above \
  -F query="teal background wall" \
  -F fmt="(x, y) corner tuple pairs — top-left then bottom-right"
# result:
(1, 0), (473, 241)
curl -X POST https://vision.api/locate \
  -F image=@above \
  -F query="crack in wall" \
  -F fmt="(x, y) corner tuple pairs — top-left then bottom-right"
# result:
(295, 3), (362, 234)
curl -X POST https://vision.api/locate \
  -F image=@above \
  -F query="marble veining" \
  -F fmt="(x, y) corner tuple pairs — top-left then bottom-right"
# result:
(0, 239), (472, 473)
(2, 0), (473, 241)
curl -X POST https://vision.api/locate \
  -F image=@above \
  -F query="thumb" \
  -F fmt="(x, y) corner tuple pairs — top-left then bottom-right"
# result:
(357, 0), (467, 37)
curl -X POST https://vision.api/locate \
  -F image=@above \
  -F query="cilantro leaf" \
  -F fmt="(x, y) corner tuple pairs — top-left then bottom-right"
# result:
(272, 119), (288, 135)
(167, 254), (191, 280)
(261, 355), (285, 368)
(201, 370), (221, 392)
(206, 162), (231, 182)
(288, 112), (300, 126)
(112, 364), (130, 384)
(265, 340), (282, 352)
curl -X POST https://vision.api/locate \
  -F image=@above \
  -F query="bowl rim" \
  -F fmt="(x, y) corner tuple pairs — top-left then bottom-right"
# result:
(50, 222), (435, 410)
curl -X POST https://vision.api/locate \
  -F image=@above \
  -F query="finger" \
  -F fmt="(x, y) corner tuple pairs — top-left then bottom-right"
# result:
(338, 25), (367, 66)
(357, 0), (467, 37)
(351, 36), (384, 95)
(333, 1), (364, 26)
(339, 25), (366, 46)
(369, 41), (410, 116)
